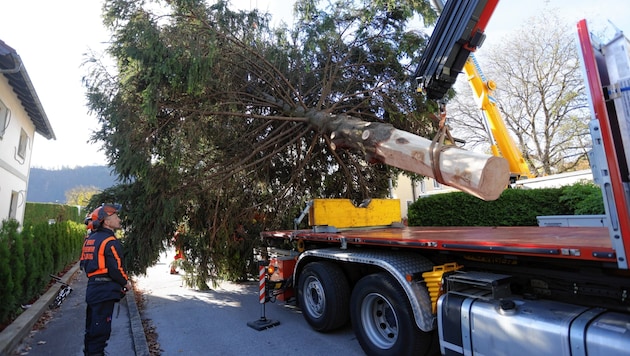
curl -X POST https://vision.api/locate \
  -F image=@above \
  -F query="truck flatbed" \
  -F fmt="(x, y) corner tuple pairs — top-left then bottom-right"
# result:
(262, 225), (616, 263)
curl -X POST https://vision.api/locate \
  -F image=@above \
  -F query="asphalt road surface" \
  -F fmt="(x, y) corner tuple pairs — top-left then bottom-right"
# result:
(134, 250), (366, 355)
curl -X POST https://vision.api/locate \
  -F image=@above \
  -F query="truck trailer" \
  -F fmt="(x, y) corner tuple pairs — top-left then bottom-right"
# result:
(257, 1), (630, 355)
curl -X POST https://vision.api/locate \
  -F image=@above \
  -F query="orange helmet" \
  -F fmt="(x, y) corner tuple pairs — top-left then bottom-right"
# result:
(84, 214), (93, 230)
(90, 203), (121, 230)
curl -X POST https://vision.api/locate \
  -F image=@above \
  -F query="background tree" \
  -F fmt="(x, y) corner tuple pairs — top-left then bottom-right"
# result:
(65, 185), (101, 207)
(85, 0), (438, 287)
(448, 12), (590, 176)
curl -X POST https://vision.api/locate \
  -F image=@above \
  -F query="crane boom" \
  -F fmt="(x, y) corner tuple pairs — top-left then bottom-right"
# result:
(463, 55), (534, 180)
(416, 0), (533, 181)
(414, 0), (499, 100)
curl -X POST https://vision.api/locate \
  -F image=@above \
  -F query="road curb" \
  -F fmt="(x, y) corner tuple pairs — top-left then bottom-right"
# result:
(0, 262), (81, 356)
(127, 280), (150, 356)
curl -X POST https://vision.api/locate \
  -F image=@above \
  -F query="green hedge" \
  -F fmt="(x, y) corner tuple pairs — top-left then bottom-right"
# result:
(23, 202), (83, 226)
(0, 219), (85, 327)
(408, 182), (604, 227)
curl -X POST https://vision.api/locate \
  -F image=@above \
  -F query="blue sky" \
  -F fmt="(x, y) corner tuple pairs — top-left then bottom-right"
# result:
(0, 0), (627, 169)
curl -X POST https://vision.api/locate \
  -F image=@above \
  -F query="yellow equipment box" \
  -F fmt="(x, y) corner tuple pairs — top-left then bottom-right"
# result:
(308, 198), (401, 228)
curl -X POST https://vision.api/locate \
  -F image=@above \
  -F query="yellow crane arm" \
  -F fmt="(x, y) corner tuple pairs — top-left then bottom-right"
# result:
(463, 54), (534, 180)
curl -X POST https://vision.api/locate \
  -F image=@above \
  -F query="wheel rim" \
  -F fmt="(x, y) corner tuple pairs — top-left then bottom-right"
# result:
(303, 275), (325, 318)
(360, 292), (399, 349)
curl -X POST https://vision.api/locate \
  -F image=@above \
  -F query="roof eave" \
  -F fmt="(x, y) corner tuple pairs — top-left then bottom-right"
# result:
(0, 41), (56, 140)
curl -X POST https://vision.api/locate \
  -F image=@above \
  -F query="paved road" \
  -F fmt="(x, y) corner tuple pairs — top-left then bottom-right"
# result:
(134, 249), (366, 355)
(11, 267), (140, 356)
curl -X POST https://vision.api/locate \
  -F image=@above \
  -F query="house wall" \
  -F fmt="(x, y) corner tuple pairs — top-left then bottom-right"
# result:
(0, 74), (35, 225)
(512, 170), (593, 189)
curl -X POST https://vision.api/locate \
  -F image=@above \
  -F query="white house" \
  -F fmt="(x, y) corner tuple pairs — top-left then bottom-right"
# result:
(0, 39), (55, 226)
(511, 169), (593, 189)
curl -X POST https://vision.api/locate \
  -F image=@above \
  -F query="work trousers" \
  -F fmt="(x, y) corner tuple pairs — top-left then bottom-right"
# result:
(84, 299), (116, 355)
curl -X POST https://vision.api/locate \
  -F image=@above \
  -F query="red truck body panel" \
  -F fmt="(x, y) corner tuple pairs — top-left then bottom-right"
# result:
(262, 225), (616, 263)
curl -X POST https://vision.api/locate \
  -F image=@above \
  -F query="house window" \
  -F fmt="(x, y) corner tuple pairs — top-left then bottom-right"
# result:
(9, 191), (19, 220)
(433, 179), (441, 189)
(0, 99), (9, 139)
(17, 128), (29, 158)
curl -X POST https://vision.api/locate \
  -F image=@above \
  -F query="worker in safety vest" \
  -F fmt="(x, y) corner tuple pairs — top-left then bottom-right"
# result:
(79, 214), (94, 272)
(81, 203), (131, 356)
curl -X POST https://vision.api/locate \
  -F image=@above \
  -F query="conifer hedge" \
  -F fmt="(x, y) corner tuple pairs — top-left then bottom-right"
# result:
(0, 220), (85, 327)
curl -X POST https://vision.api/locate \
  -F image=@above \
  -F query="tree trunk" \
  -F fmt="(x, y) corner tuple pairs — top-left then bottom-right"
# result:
(319, 114), (510, 201)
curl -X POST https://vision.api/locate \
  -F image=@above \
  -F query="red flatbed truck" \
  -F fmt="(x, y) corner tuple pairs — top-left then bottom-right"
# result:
(258, 2), (630, 355)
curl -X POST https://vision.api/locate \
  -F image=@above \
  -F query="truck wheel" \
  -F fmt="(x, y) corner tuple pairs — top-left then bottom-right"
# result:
(297, 261), (350, 331)
(351, 272), (432, 356)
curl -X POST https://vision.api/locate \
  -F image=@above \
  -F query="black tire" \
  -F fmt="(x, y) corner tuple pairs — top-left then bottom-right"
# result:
(350, 272), (432, 356)
(297, 261), (350, 331)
